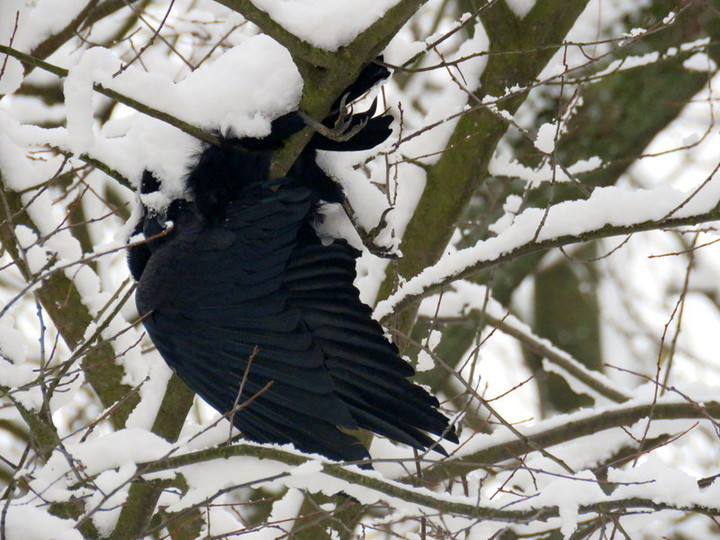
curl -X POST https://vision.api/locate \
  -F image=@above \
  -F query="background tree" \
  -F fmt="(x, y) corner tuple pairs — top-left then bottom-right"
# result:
(2, 0), (720, 538)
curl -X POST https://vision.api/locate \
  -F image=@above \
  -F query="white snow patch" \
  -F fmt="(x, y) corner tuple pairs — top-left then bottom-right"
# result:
(534, 470), (606, 538)
(593, 51), (660, 80)
(124, 356), (174, 430)
(0, 320), (25, 363)
(61, 37), (302, 187)
(38, 428), (173, 479)
(290, 459), (324, 477)
(0, 357), (38, 411)
(88, 463), (136, 536)
(0, 57), (23, 95)
(609, 458), (700, 506)
(250, 0), (399, 50)
(489, 195), (523, 235)
(64, 48), (113, 155)
(0, 0), (89, 52)
(683, 52), (717, 72)
(534, 121), (558, 153)
(262, 489), (305, 538)
(1, 505), (82, 540)
(497, 154), (603, 188)
(165, 454), (289, 512)
(416, 329), (442, 372)
(623, 27), (647, 39)
(504, 0), (535, 19)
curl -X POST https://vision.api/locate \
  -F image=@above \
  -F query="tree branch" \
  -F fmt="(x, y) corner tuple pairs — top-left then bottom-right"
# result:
(0, 44), (222, 147)
(130, 405), (720, 523)
(0, 175), (137, 430)
(422, 400), (720, 484)
(377, 201), (720, 322)
(479, 308), (632, 404)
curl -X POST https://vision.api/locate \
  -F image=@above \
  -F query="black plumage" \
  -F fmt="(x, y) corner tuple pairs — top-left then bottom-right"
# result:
(129, 63), (457, 463)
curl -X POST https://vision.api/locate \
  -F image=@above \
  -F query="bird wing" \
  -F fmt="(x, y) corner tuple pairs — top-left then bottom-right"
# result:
(139, 184), (370, 461)
(139, 181), (455, 462)
(283, 228), (457, 454)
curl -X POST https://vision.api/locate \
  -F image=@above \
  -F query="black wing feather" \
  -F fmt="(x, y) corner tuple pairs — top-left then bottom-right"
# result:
(283, 229), (457, 454)
(138, 185), (372, 461)
(132, 61), (456, 463)
(138, 181), (456, 462)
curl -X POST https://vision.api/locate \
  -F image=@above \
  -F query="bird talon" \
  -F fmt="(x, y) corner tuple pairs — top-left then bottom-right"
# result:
(299, 92), (371, 143)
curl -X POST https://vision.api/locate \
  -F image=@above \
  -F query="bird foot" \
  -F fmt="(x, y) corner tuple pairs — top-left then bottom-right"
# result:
(364, 206), (400, 259)
(342, 202), (399, 259)
(299, 93), (369, 143)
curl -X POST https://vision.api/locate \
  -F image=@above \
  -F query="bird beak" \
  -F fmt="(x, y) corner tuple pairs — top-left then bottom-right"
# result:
(143, 208), (172, 240)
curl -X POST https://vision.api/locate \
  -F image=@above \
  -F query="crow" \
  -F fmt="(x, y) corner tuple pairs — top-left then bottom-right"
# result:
(128, 63), (458, 463)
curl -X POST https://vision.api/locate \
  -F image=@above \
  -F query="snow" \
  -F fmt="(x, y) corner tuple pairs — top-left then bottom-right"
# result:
(586, 38), (712, 84)
(542, 359), (609, 405)
(124, 355), (174, 430)
(663, 11), (677, 24)
(610, 458), (705, 506)
(317, 141), (396, 244)
(259, 489), (305, 539)
(534, 470), (606, 538)
(0, 0), (89, 52)
(289, 459), (324, 477)
(374, 180), (720, 321)
(683, 52), (717, 72)
(0, 56), (23, 95)
(0, 506), (82, 540)
(0, 357), (40, 411)
(680, 37), (711, 52)
(63, 50), (105, 155)
(61, 37), (302, 186)
(13, 429), (174, 535)
(42, 428), (173, 478)
(0, 320), (25, 363)
(163, 455), (288, 512)
(250, 0), (399, 51)
(534, 121), (558, 154)
(504, 0), (536, 19)
(87, 463), (136, 536)
(174, 38), (302, 133)
(0, 114), (62, 191)
(416, 329), (441, 372)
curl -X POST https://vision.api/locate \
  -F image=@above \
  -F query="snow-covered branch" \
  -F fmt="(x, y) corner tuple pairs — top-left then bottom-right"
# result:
(376, 182), (720, 321)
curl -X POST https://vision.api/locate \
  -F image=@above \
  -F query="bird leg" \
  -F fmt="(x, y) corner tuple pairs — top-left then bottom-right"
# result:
(341, 199), (399, 259)
(299, 93), (370, 143)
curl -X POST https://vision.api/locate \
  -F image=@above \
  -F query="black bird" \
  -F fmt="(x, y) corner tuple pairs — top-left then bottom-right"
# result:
(129, 63), (457, 463)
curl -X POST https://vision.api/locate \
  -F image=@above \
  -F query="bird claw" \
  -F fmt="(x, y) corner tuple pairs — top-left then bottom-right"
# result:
(364, 206), (400, 259)
(341, 201), (399, 259)
(299, 93), (370, 143)
(366, 242), (400, 259)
